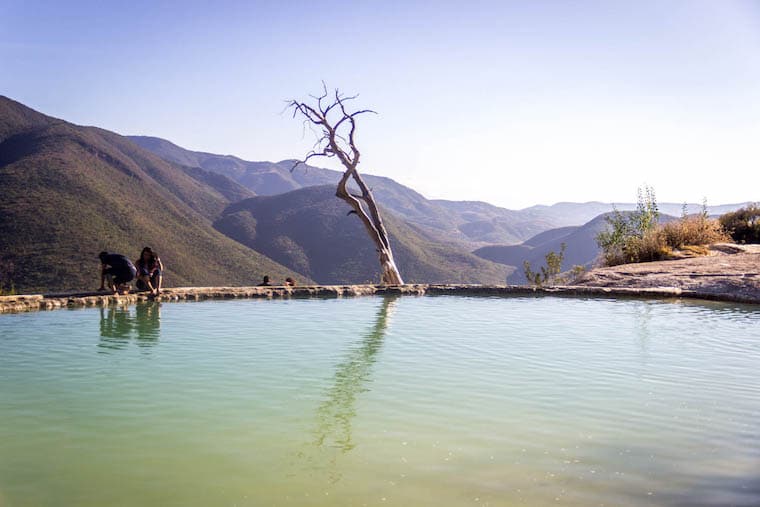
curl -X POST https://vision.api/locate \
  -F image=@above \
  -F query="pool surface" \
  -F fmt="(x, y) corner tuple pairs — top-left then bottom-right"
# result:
(1, 296), (759, 506)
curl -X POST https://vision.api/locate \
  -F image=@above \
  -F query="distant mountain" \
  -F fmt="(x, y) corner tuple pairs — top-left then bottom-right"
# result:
(128, 136), (338, 195)
(432, 199), (558, 245)
(0, 96), (305, 292)
(213, 185), (511, 285)
(522, 226), (580, 247)
(474, 214), (613, 284)
(130, 136), (750, 248)
(129, 136), (560, 245)
(475, 213), (687, 284)
(521, 201), (752, 228)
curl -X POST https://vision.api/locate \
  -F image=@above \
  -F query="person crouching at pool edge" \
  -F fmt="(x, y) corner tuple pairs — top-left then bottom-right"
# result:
(258, 275), (272, 286)
(135, 246), (163, 296)
(99, 251), (137, 295)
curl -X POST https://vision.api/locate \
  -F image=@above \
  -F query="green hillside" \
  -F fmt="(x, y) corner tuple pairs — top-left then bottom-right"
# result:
(0, 96), (306, 293)
(214, 185), (511, 285)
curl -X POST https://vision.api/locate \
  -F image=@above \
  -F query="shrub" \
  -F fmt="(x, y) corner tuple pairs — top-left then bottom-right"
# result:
(623, 228), (671, 264)
(596, 185), (661, 266)
(524, 243), (566, 287)
(719, 204), (760, 244)
(661, 215), (728, 248)
(597, 189), (729, 267)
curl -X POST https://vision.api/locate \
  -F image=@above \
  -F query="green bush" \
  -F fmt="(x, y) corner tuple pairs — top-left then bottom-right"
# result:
(596, 185), (661, 266)
(719, 204), (760, 244)
(596, 188), (730, 266)
(524, 243), (566, 287)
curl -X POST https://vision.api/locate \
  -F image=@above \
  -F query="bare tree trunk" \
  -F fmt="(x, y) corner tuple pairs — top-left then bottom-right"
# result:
(290, 86), (404, 285)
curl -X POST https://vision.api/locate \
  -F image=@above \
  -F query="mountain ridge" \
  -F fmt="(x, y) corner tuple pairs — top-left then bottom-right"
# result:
(129, 135), (752, 247)
(213, 185), (511, 285)
(2, 96), (751, 291)
(0, 96), (306, 292)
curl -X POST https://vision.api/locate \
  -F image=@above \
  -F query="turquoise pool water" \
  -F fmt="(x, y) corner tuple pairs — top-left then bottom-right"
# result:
(1, 296), (759, 506)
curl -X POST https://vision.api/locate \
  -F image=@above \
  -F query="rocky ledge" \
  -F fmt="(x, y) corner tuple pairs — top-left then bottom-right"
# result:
(573, 244), (760, 303)
(1, 277), (759, 315)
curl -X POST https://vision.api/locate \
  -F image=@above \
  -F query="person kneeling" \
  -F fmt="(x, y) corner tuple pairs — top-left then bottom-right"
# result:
(135, 247), (163, 296)
(99, 251), (137, 294)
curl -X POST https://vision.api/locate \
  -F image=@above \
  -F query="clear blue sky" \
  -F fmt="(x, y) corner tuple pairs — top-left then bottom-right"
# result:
(1, 0), (759, 208)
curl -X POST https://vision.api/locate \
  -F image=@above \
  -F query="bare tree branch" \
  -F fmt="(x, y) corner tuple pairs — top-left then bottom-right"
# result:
(287, 85), (403, 284)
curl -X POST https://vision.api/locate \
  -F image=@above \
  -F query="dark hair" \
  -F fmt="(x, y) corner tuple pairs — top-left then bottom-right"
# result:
(99, 251), (108, 261)
(138, 247), (156, 268)
(263, 275), (270, 283)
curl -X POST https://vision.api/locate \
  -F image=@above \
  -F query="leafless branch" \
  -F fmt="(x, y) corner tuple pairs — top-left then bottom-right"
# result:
(287, 85), (403, 284)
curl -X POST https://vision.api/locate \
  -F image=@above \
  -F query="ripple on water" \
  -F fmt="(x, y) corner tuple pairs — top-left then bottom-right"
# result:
(0, 296), (759, 507)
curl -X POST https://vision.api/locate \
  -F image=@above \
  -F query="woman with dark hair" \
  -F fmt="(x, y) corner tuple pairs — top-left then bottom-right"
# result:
(135, 247), (163, 296)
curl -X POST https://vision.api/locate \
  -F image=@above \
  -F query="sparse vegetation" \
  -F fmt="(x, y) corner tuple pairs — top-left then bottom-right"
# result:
(0, 259), (16, 295)
(523, 244), (588, 287)
(0, 283), (17, 296)
(661, 208), (728, 249)
(524, 243), (566, 287)
(596, 185), (661, 266)
(568, 265), (587, 282)
(597, 188), (729, 266)
(719, 204), (760, 244)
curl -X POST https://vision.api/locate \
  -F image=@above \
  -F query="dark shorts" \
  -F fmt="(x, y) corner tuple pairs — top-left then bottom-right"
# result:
(105, 266), (136, 285)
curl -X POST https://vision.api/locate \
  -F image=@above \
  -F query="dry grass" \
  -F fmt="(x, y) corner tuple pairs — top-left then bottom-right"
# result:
(602, 216), (729, 267)
(624, 229), (672, 264)
(678, 244), (711, 257)
(661, 216), (729, 249)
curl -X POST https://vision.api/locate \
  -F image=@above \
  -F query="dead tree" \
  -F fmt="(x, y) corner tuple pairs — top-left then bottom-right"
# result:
(289, 86), (404, 285)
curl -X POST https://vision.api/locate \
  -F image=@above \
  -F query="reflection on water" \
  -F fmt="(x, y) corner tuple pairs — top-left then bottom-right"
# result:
(301, 296), (398, 482)
(2, 296), (760, 506)
(98, 302), (161, 350)
(633, 301), (652, 362)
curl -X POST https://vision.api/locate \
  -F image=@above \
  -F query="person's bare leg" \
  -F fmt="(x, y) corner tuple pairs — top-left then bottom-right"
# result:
(102, 271), (117, 293)
(99, 268), (108, 291)
(139, 274), (155, 294)
(154, 274), (162, 295)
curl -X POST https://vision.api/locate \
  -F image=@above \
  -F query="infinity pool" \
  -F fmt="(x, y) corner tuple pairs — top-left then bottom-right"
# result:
(1, 296), (759, 506)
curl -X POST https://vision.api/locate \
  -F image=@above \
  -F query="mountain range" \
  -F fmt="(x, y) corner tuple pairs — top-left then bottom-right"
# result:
(0, 96), (750, 292)
(129, 135), (749, 246)
(0, 97), (299, 292)
(476, 214), (633, 284)
(214, 185), (510, 284)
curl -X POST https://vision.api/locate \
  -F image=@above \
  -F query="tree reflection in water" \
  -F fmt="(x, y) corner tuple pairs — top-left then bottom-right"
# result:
(98, 302), (161, 351)
(300, 296), (399, 483)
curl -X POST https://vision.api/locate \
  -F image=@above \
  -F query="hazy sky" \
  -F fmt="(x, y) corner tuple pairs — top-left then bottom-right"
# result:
(1, 0), (759, 208)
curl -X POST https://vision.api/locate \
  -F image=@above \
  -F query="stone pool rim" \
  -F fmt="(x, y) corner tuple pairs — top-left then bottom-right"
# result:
(1, 284), (759, 314)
